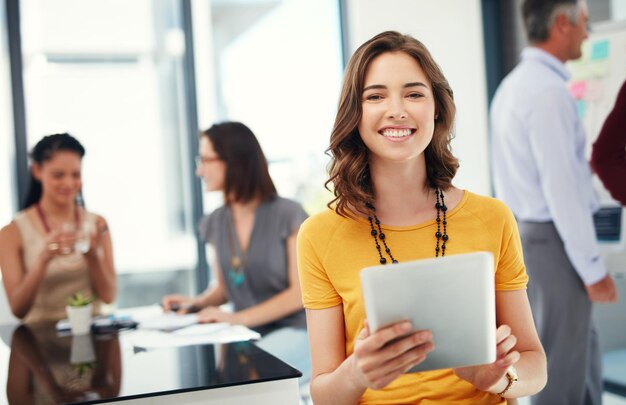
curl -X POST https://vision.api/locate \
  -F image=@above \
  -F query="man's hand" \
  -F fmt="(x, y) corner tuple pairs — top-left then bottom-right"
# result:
(586, 275), (617, 303)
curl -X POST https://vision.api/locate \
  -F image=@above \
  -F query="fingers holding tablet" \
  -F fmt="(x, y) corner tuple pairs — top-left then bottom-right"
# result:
(351, 320), (435, 390)
(495, 325), (520, 367)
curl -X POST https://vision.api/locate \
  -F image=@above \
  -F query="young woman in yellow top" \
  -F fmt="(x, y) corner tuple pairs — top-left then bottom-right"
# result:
(297, 31), (547, 404)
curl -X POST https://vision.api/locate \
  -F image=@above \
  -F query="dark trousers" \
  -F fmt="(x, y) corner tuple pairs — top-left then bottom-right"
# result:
(518, 221), (602, 405)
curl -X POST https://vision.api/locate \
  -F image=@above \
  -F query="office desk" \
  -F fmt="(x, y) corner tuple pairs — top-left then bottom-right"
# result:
(0, 322), (301, 404)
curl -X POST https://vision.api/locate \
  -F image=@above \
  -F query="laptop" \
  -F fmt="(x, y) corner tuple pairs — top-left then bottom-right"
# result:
(360, 251), (496, 372)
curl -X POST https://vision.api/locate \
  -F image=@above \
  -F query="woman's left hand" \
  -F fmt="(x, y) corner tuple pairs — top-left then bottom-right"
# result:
(453, 324), (520, 392)
(197, 306), (239, 324)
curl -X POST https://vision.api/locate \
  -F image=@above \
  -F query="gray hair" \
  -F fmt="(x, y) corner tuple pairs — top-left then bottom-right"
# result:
(523, 0), (583, 43)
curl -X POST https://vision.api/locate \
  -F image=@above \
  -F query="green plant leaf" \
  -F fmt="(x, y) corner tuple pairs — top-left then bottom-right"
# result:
(67, 291), (95, 307)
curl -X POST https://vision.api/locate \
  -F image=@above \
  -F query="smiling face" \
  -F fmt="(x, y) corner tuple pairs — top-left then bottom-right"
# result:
(33, 151), (82, 206)
(358, 51), (437, 166)
(196, 136), (226, 192)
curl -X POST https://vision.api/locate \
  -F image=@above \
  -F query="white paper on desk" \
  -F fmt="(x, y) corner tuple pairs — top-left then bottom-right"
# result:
(172, 322), (230, 336)
(138, 313), (198, 331)
(131, 324), (260, 350)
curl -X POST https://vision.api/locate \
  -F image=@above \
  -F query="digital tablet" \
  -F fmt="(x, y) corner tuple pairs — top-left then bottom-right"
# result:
(360, 251), (496, 372)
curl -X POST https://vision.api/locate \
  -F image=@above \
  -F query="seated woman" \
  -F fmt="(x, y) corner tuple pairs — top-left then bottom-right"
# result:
(0, 133), (116, 323)
(162, 121), (310, 382)
(297, 31), (546, 404)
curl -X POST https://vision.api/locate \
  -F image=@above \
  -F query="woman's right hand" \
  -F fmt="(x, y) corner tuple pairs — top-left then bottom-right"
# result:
(350, 320), (434, 390)
(40, 229), (74, 262)
(161, 294), (197, 313)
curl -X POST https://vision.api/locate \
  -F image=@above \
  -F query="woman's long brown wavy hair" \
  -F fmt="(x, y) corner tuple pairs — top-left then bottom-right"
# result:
(326, 31), (459, 217)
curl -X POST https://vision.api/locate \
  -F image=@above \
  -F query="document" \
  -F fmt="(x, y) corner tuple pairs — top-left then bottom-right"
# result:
(130, 323), (260, 350)
(138, 312), (198, 332)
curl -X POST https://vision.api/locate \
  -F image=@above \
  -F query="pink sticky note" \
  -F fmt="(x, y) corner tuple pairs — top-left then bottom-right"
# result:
(569, 81), (587, 99)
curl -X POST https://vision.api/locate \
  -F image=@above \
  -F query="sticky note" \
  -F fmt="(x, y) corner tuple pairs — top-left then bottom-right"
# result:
(570, 80), (587, 99)
(591, 40), (609, 60)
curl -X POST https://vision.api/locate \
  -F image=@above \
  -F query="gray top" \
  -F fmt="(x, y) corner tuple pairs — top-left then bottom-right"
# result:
(199, 197), (308, 335)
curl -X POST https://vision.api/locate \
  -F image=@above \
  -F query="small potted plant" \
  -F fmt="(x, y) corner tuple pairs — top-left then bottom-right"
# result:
(66, 292), (94, 335)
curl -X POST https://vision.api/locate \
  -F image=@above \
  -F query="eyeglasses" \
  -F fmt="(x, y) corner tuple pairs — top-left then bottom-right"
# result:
(195, 155), (221, 169)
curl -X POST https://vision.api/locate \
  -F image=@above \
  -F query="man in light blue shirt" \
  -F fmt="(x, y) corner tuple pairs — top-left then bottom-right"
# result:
(490, 0), (617, 404)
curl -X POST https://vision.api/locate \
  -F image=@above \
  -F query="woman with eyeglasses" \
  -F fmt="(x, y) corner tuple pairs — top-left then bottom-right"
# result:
(0, 133), (116, 323)
(162, 121), (310, 383)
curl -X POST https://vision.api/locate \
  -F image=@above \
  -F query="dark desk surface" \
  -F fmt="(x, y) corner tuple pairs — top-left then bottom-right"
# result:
(0, 322), (301, 404)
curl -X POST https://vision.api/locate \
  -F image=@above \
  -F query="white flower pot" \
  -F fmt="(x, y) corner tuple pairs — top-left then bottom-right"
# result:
(66, 303), (93, 335)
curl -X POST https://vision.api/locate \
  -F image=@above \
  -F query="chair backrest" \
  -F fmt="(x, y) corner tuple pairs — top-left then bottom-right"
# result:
(0, 282), (18, 326)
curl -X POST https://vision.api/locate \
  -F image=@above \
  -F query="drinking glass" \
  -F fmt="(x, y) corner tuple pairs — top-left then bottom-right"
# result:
(74, 221), (92, 254)
(60, 221), (91, 255)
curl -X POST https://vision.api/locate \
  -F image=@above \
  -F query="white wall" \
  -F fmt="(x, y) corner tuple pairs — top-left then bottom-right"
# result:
(344, 0), (491, 196)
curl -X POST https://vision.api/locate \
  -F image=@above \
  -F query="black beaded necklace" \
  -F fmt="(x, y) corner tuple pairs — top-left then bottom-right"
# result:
(366, 188), (448, 265)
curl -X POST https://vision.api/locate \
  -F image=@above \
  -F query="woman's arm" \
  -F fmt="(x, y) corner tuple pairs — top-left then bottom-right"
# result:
(194, 258), (228, 308)
(306, 306), (434, 405)
(0, 222), (55, 318)
(85, 216), (116, 303)
(197, 230), (305, 327)
(162, 247), (228, 313)
(454, 290), (547, 397)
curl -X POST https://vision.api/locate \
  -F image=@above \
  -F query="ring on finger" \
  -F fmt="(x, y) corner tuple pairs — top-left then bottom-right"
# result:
(48, 242), (59, 251)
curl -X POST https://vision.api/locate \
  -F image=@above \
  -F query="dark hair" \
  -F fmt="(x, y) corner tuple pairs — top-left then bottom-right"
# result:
(22, 133), (85, 209)
(326, 31), (458, 217)
(201, 122), (277, 204)
(522, 0), (580, 43)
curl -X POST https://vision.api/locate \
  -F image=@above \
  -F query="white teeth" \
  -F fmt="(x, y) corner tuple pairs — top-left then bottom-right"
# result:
(381, 129), (412, 137)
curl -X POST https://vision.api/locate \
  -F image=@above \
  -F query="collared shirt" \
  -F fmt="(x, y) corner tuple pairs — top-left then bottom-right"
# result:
(490, 47), (606, 285)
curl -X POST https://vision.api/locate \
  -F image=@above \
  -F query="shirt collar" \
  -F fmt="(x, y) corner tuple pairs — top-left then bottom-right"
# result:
(521, 47), (571, 81)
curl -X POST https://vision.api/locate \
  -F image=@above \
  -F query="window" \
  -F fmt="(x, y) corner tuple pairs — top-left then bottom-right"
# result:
(193, 0), (343, 215)
(0, 2), (15, 226)
(588, 0), (626, 23)
(19, 0), (198, 277)
(10, 0), (344, 306)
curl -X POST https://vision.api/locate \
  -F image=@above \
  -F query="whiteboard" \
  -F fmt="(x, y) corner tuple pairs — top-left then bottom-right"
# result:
(567, 20), (626, 261)
(568, 20), (626, 148)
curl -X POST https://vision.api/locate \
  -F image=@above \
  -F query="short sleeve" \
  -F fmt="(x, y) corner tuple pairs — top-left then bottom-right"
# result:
(296, 217), (342, 309)
(279, 200), (309, 238)
(495, 206), (528, 291)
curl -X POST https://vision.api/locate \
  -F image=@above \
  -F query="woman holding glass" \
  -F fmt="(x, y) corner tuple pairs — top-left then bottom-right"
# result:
(162, 121), (310, 382)
(0, 133), (116, 323)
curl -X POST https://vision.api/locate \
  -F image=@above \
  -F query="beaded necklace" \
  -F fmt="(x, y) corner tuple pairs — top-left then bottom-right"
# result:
(226, 214), (246, 287)
(36, 202), (80, 233)
(366, 188), (448, 265)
